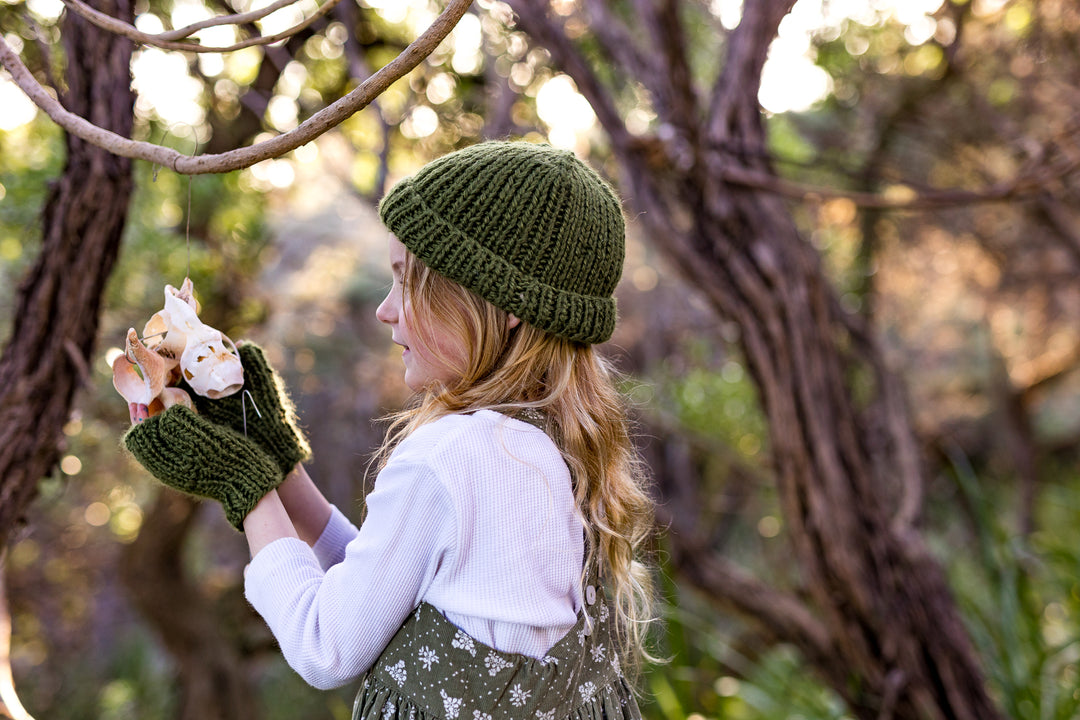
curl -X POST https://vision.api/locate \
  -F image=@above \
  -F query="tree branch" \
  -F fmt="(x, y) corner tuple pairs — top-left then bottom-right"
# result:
(705, 0), (794, 148)
(715, 154), (1080, 210)
(335, 0), (392, 198)
(157, 0), (307, 41)
(657, 509), (834, 663)
(0, 0), (472, 175)
(60, 0), (344, 53)
(648, 0), (700, 132)
(506, 0), (631, 150)
(579, 0), (655, 96)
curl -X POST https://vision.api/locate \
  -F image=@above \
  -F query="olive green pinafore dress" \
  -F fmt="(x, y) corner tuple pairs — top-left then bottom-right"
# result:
(352, 579), (640, 720)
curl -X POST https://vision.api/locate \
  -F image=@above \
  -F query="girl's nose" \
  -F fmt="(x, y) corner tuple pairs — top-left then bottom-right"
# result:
(375, 292), (395, 324)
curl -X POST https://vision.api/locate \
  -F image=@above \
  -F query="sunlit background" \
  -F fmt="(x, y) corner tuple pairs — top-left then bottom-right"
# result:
(2, 0), (975, 135)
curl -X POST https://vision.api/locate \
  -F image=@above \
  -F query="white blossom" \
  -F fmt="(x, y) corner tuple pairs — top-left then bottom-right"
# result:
(452, 630), (477, 657)
(484, 652), (513, 676)
(387, 660), (407, 688)
(441, 690), (463, 720)
(418, 646), (440, 671)
(509, 684), (531, 707)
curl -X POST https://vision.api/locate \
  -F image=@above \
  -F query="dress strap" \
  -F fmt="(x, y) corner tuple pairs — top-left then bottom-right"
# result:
(508, 406), (547, 431)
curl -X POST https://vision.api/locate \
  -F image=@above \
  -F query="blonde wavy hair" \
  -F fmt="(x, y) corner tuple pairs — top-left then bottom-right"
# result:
(374, 249), (656, 669)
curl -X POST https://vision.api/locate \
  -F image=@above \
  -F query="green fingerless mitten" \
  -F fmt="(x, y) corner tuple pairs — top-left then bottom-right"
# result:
(124, 405), (284, 530)
(186, 343), (311, 474)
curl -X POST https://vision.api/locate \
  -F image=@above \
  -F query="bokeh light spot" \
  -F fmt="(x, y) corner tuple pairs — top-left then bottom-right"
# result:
(60, 455), (82, 475)
(84, 502), (111, 527)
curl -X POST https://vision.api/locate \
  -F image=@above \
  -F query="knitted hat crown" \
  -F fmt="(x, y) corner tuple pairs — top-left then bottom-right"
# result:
(378, 141), (625, 344)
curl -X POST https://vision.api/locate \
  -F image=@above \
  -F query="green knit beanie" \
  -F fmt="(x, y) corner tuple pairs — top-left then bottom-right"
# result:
(378, 141), (625, 344)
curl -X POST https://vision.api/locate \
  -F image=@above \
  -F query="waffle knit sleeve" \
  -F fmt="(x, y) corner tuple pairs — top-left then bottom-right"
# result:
(310, 505), (359, 571)
(244, 455), (455, 690)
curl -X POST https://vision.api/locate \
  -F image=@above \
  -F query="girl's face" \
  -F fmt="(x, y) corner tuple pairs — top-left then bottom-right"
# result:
(376, 235), (466, 392)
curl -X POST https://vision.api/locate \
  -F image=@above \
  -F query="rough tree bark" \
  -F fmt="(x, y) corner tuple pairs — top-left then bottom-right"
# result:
(507, 1), (1003, 718)
(0, 0), (135, 548)
(120, 492), (258, 720)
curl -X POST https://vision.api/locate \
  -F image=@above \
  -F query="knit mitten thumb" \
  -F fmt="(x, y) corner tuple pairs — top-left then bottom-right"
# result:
(124, 405), (284, 530)
(186, 343), (311, 475)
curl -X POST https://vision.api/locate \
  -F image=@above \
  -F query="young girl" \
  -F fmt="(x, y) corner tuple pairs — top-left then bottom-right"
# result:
(124, 141), (655, 720)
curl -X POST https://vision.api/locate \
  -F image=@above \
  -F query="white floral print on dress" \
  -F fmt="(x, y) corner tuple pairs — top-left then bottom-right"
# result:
(387, 660), (407, 687)
(484, 652), (513, 676)
(441, 689), (463, 720)
(578, 681), (597, 702)
(473, 711), (492, 720)
(599, 602), (609, 623)
(452, 630), (477, 657)
(381, 701), (395, 720)
(509, 684), (531, 707)
(590, 643), (606, 662)
(535, 710), (555, 720)
(418, 646), (439, 670)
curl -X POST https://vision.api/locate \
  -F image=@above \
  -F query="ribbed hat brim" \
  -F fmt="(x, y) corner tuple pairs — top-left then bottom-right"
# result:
(380, 177), (617, 345)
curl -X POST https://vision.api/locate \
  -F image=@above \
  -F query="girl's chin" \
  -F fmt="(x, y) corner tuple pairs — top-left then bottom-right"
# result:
(402, 372), (421, 392)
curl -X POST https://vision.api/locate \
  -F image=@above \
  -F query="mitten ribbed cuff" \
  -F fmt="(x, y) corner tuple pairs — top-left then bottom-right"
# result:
(124, 406), (284, 530)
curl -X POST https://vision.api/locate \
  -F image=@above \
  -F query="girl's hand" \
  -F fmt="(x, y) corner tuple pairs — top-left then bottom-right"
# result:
(128, 402), (149, 424)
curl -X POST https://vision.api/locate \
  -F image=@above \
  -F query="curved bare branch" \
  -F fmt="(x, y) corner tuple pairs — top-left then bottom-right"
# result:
(505, 0), (631, 150)
(0, 0), (473, 175)
(60, 0), (345, 52)
(157, 0), (307, 41)
(714, 154), (1080, 209)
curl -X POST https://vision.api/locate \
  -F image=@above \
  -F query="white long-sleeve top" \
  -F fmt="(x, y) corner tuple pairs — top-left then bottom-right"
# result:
(244, 410), (585, 690)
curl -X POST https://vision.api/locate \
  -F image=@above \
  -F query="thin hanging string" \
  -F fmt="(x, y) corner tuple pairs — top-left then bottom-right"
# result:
(139, 125), (201, 348)
(181, 125), (199, 281)
(150, 123), (200, 282)
(242, 390), (263, 437)
(186, 172), (193, 280)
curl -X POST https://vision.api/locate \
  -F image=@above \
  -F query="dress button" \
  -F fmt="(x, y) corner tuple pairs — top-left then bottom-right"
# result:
(585, 585), (596, 605)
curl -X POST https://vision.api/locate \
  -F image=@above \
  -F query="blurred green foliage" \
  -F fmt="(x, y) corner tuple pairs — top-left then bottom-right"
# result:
(945, 451), (1080, 720)
(0, 116), (64, 340)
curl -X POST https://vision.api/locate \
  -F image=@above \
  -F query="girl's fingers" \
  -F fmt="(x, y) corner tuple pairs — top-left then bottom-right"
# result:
(129, 403), (150, 424)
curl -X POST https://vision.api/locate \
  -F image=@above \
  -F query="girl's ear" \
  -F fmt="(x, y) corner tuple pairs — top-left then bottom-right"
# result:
(507, 314), (521, 330)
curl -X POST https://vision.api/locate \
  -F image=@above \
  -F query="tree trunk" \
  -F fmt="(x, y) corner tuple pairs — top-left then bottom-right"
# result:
(0, 0), (134, 547)
(120, 492), (259, 720)
(508, 1), (1004, 718)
